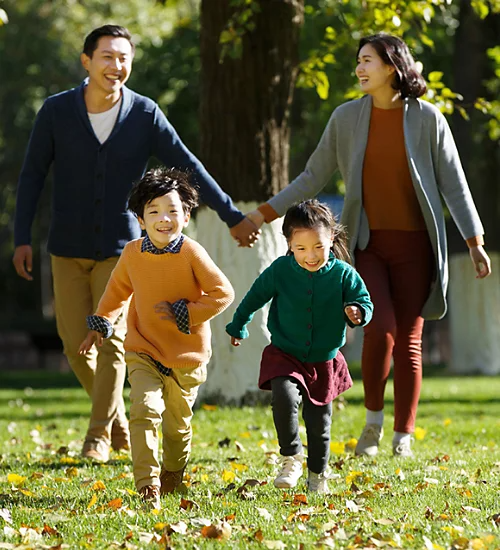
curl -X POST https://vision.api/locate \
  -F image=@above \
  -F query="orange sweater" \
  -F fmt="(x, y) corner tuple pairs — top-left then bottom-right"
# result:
(95, 237), (234, 368)
(362, 106), (426, 231)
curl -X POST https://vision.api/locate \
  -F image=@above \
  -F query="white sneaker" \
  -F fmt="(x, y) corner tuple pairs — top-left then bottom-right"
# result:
(274, 454), (304, 488)
(355, 424), (384, 456)
(392, 437), (414, 458)
(306, 470), (329, 494)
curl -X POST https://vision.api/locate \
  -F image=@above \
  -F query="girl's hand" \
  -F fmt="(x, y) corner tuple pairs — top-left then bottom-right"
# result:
(154, 301), (175, 321)
(230, 336), (242, 347)
(469, 245), (491, 279)
(78, 330), (103, 354)
(345, 305), (363, 325)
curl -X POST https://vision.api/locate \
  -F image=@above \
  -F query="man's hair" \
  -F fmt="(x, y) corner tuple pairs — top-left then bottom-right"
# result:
(83, 25), (135, 58)
(128, 167), (199, 219)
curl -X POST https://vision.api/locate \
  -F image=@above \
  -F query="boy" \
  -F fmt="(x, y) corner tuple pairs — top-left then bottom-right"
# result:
(79, 167), (234, 509)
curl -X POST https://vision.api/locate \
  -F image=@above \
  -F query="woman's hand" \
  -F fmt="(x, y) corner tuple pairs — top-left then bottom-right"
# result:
(469, 245), (491, 279)
(345, 305), (363, 325)
(78, 330), (103, 354)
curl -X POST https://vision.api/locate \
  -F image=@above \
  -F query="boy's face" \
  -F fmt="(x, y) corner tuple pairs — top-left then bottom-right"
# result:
(138, 191), (190, 249)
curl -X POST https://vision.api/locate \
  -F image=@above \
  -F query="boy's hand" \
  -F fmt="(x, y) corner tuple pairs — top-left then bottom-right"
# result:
(345, 305), (363, 325)
(78, 330), (103, 354)
(154, 301), (175, 321)
(230, 336), (242, 347)
(469, 245), (491, 279)
(230, 217), (261, 248)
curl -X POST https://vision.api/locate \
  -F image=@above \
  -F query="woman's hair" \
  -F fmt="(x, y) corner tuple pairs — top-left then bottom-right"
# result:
(128, 166), (199, 218)
(357, 33), (426, 99)
(282, 200), (352, 264)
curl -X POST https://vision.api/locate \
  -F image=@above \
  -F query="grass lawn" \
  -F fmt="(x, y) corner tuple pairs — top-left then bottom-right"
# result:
(0, 370), (499, 549)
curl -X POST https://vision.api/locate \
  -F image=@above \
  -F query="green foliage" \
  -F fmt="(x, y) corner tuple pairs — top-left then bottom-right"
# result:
(218, 0), (261, 61)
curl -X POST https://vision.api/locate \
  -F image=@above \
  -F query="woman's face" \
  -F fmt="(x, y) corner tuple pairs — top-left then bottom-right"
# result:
(355, 43), (396, 96)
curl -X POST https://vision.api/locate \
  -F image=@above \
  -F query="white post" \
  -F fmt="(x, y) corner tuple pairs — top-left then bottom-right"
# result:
(448, 252), (500, 374)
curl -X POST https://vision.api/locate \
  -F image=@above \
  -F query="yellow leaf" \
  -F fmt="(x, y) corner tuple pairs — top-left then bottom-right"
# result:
(239, 432), (251, 438)
(345, 438), (357, 450)
(471, 539), (485, 550)
(59, 456), (78, 464)
(345, 471), (363, 485)
(202, 404), (217, 411)
(125, 488), (138, 496)
(154, 522), (168, 531)
(221, 469), (236, 482)
(414, 427), (427, 440)
(87, 493), (98, 509)
(8, 473), (27, 487)
(330, 441), (345, 454)
(92, 480), (106, 491)
(201, 474), (209, 482)
(443, 418), (452, 426)
(230, 463), (248, 472)
(20, 489), (35, 497)
(65, 467), (78, 478)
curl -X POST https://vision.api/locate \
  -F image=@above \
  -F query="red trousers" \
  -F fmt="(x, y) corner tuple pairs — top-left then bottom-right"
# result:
(355, 230), (434, 433)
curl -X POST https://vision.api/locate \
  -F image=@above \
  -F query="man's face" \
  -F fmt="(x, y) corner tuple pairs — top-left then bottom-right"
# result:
(81, 36), (133, 96)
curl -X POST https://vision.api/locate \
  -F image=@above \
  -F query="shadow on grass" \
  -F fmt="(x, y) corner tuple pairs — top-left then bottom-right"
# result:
(0, 371), (130, 389)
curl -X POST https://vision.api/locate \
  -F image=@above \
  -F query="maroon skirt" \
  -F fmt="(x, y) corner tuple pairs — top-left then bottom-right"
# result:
(258, 344), (353, 406)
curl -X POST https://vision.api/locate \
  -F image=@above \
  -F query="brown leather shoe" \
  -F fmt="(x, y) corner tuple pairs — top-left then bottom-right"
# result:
(139, 485), (161, 510)
(81, 439), (110, 463)
(160, 466), (186, 495)
(111, 419), (130, 451)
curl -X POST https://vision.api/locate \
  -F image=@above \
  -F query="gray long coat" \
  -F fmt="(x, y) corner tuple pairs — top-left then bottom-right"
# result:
(267, 95), (484, 320)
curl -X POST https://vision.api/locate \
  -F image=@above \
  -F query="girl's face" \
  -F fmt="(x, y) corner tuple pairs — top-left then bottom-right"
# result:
(288, 226), (333, 272)
(355, 43), (396, 96)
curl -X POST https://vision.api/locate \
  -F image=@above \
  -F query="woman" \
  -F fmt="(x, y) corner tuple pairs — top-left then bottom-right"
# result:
(247, 33), (491, 458)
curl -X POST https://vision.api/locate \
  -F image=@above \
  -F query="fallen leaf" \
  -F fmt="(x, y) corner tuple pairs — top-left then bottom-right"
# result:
(257, 508), (273, 521)
(330, 441), (345, 454)
(179, 498), (199, 510)
(414, 427), (427, 440)
(292, 494), (307, 506)
(87, 494), (98, 509)
(218, 437), (230, 448)
(92, 480), (106, 491)
(107, 498), (123, 510)
(65, 467), (78, 478)
(373, 518), (395, 525)
(202, 404), (217, 411)
(262, 540), (286, 549)
(0, 509), (12, 524)
(201, 521), (231, 540)
(7, 473), (26, 487)
(221, 469), (236, 482)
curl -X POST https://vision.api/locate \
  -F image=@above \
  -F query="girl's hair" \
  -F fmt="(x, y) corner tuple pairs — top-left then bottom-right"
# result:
(357, 33), (426, 99)
(282, 200), (352, 264)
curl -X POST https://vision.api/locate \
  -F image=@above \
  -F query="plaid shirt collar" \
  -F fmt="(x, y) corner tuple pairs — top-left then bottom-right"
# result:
(141, 234), (184, 255)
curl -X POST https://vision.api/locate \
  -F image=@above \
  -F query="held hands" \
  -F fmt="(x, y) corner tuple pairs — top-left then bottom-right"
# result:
(344, 305), (363, 325)
(78, 330), (103, 354)
(230, 216), (262, 248)
(154, 301), (175, 321)
(245, 210), (265, 231)
(13, 245), (33, 281)
(469, 245), (491, 279)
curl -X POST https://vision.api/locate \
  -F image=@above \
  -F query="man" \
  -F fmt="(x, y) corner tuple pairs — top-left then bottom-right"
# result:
(13, 24), (259, 463)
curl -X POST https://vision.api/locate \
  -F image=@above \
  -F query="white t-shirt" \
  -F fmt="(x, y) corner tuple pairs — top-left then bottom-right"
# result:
(88, 98), (122, 144)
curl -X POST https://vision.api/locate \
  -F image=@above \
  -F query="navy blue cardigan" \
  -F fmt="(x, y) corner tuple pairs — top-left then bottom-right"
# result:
(14, 81), (243, 259)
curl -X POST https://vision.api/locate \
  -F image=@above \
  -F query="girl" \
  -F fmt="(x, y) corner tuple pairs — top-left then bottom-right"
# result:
(246, 33), (491, 458)
(226, 200), (372, 493)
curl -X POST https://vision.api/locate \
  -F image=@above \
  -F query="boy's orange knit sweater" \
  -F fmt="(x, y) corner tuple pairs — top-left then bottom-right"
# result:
(95, 236), (234, 369)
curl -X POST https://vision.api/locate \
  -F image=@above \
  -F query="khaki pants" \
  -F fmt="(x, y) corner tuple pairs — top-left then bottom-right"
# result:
(51, 255), (128, 445)
(126, 352), (207, 490)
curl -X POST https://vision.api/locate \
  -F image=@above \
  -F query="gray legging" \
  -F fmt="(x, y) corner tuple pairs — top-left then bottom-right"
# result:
(271, 376), (332, 474)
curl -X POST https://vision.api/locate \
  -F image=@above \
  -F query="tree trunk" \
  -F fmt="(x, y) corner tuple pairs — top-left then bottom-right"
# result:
(198, 0), (304, 402)
(448, 2), (500, 374)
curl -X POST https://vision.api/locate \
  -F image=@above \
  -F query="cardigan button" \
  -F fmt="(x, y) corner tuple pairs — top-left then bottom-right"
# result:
(307, 289), (312, 295)
(307, 307), (311, 312)
(307, 324), (312, 329)
(306, 341), (310, 346)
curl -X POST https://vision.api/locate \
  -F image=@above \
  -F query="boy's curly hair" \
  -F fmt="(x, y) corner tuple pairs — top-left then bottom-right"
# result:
(128, 167), (199, 218)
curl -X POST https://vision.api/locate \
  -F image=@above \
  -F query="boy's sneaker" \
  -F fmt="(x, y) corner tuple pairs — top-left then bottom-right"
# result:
(139, 485), (161, 510)
(392, 437), (414, 458)
(81, 439), (110, 463)
(355, 424), (384, 457)
(274, 454), (304, 489)
(306, 470), (330, 494)
(160, 466), (186, 495)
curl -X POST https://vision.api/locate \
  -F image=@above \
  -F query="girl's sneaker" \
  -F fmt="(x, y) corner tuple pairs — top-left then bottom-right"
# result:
(274, 454), (304, 488)
(306, 470), (330, 494)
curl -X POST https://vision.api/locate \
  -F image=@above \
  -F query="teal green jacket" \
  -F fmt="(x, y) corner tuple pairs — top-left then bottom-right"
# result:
(226, 254), (373, 362)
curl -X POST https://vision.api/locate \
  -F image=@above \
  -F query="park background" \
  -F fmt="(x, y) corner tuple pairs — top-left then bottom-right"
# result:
(0, 0), (499, 397)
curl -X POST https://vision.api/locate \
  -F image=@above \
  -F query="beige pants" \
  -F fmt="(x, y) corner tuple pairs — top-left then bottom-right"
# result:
(126, 352), (207, 490)
(51, 255), (128, 445)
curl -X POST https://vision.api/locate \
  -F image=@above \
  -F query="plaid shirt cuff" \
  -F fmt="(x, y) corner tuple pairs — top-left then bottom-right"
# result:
(87, 315), (114, 338)
(172, 299), (190, 334)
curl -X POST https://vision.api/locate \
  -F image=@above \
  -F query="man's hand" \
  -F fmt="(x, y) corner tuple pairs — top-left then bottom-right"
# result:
(13, 245), (33, 281)
(154, 301), (175, 321)
(230, 336), (242, 347)
(469, 245), (491, 279)
(229, 217), (261, 248)
(345, 305), (363, 325)
(245, 209), (265, 231)
(78, 330), (103, 354)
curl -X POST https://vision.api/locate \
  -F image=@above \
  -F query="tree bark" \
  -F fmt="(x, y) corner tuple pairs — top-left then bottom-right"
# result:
(198, 0), (304, 403)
